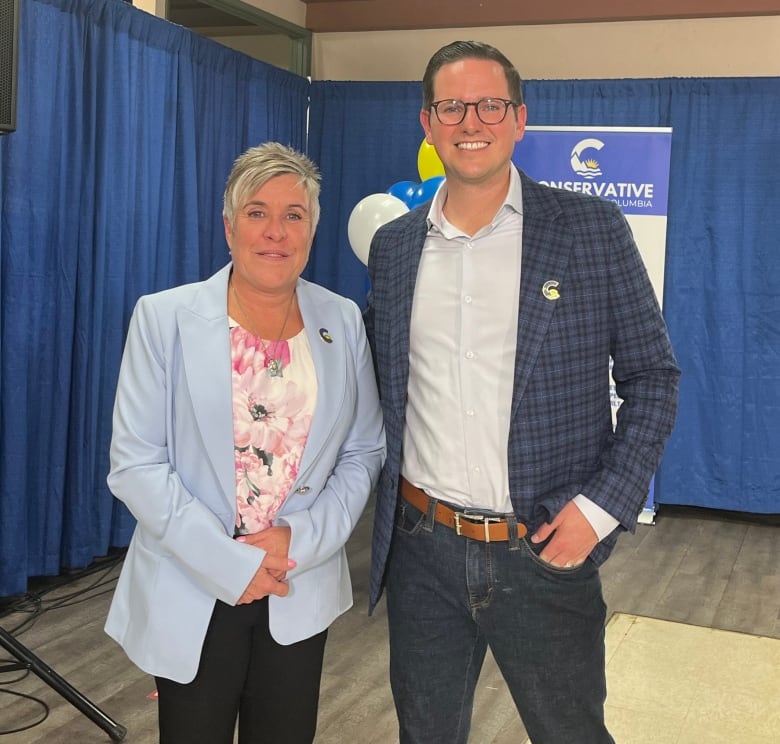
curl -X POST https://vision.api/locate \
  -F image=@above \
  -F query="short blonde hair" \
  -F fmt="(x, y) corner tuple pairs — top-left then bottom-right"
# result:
(223, 142), (321, 232)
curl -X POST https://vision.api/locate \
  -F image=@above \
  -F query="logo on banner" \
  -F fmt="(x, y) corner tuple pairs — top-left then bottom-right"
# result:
(570, 138), (604, 179)
(513, 127), (672, 216)
(533, 136), (656, 212)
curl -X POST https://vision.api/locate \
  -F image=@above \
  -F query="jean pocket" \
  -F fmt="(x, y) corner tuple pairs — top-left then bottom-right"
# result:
(394, 500), (427, 535)
(521, 536), (588, 575)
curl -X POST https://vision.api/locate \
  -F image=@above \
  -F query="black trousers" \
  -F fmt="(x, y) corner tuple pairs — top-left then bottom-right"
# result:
(155, 598), (328, 744)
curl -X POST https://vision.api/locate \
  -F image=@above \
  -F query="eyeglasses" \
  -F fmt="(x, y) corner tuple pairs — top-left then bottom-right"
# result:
(429, 98), (518, 126)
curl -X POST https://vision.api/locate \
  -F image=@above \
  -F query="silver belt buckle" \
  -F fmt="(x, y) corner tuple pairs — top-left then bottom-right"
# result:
(453, 512), (502, 542)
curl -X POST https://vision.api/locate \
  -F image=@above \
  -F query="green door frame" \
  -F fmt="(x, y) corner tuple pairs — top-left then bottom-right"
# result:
(166, 0), (312, 77)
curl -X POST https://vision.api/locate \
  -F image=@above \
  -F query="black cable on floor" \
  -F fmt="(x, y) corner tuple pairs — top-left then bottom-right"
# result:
(0, 552), (126, 736)
(0, 687), (50, 735)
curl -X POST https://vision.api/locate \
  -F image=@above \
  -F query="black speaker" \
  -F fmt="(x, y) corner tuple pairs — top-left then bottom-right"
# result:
(0, 0), (19, 133)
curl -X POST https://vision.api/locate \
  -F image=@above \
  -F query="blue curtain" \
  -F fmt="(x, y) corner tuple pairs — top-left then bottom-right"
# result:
(2, 3), (778, 599)
(306, 81), (423, 302)
(0, 0), (308, 597)
(308, 77), (780, 516)
(660, 79), (779, 513)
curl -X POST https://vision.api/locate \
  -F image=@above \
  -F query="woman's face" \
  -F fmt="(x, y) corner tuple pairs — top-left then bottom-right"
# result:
(225, 173), (315, 296)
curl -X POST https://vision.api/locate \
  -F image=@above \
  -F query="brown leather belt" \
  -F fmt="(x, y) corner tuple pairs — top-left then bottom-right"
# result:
(399, 477), (527, 542)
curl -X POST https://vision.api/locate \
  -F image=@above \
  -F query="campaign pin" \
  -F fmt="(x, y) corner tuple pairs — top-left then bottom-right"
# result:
(542, 280), (560, 300)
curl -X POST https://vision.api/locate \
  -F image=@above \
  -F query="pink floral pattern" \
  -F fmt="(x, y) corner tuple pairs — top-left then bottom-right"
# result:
(230, 325), (314, 534)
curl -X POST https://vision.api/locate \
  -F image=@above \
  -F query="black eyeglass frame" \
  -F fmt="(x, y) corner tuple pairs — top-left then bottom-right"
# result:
(429, 98), (519, 126)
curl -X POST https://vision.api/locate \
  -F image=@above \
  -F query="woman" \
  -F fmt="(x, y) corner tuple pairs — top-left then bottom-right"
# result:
(105, 142), (385, 744)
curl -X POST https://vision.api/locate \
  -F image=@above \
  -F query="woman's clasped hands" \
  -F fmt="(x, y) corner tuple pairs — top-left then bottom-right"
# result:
(236, 525), (296, 603)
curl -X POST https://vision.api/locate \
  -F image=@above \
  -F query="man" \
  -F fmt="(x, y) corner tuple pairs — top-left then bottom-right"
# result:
(364, 41), (680, 744)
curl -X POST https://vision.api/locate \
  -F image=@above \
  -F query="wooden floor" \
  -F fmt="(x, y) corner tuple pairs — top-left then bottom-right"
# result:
(1, 503), (779, 743)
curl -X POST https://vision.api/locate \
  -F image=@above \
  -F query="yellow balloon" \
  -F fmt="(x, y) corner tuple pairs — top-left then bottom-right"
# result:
(417, 139), (445, 181)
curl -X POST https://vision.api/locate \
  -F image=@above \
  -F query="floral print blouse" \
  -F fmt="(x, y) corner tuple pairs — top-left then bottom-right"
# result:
(229, 321), (317, 535)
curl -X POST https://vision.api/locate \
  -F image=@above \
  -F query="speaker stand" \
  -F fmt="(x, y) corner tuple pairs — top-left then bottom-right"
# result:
(0, 624), (126, 741)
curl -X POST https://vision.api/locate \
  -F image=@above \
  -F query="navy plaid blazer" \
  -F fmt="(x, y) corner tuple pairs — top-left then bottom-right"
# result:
(364, 169), (680, 612)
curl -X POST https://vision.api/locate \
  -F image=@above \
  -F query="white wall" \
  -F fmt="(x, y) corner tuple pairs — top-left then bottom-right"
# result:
(312, 17), (780, 80)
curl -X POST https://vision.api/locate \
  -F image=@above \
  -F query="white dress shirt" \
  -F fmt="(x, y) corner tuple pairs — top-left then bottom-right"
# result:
(402, 172), (522, 513)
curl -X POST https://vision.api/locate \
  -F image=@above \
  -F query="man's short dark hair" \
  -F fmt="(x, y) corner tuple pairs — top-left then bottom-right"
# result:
(422, 41), (524, 110)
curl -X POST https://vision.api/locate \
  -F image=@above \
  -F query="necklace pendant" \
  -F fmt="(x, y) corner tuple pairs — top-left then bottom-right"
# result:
(266, 358), (284, 378)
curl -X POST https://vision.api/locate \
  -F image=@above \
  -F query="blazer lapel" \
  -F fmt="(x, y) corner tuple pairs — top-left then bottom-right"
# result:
(511, 177), (574, 418)
(294, 281), (347, 479)
(388, 210), (429, 421)
(177, 265), (236, 510)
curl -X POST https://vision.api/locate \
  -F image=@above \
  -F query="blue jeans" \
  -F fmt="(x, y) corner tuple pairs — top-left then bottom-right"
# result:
(386, 497), (614, 744)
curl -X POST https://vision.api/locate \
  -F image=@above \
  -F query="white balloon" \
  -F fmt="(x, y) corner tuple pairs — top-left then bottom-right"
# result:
(347, 193), (409, 266)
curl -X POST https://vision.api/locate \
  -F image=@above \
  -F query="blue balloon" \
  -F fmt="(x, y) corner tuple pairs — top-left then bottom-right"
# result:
(387, 180), (418, 206)
(407, 176), (444, 209)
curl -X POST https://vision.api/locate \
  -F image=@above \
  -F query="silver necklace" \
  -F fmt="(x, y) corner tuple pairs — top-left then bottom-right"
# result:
(231, 279), (296, 378)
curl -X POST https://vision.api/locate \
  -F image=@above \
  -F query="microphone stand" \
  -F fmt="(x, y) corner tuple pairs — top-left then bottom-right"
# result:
(0, 625), (126, 741)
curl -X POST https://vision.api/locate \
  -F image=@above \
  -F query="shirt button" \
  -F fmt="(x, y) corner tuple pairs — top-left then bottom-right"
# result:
(464, 295), (472, 304)
(465, 350), (474, 359)
(473, 466), (481, 474)
(466, 408), (475, 416)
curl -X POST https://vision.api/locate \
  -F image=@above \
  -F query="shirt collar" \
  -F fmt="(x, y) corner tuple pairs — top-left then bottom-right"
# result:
(426, 166), (524, 235)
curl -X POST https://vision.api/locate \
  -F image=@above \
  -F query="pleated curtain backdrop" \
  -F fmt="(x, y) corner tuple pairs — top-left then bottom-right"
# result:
(305, 81), (424, 302)
(0, 0), (308, 597)
(659, 78), (779, 514)
(1, 0), (778, 598)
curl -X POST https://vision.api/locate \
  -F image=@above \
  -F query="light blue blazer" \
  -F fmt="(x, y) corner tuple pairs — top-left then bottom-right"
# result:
(105, 263), (385, 683)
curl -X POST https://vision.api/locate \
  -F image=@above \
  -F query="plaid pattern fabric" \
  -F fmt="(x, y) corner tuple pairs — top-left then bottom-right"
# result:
(365, 170), (680, 611)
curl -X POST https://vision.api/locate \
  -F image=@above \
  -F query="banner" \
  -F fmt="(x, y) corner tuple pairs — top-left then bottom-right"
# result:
(513, 127), (673, 523)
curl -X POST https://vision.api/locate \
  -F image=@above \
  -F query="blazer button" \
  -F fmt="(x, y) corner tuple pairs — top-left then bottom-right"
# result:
(295, 486), (311, 494)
